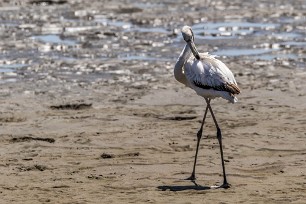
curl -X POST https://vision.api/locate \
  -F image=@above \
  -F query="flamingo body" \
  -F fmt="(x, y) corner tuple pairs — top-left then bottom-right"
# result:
(173, 25), (240, 188)
(184, 53), (240, 103)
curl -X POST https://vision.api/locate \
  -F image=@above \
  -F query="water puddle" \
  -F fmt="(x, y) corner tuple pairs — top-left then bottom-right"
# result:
(271, 32), (303, 40)
(212, 48), (277, 57)
(118, 54), (171, 61)
(0, 20), (19, 27)
(0, 64), (28, 73)
(133, 2), (165, 9)
(49, 55), (78, 62)
(276, 16), (306, 24)
(212, 48), (303, 61)
(179, 20), (306, 63)
(29, 18), (306, 65)
(0, 78), (17, 84)
(254, 53), (298, 61)
(193, 22), (279, 30)
(281, 41), (306, 48)
(94, 16), (132, 29)
(128, 27), (170, 34)
(192, 21), (279, 39)
(31, 34), (77, 45)
(94, 16), (170, 34)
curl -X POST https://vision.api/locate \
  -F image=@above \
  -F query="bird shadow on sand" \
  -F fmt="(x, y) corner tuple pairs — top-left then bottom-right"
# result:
(157, 180), (211, 192)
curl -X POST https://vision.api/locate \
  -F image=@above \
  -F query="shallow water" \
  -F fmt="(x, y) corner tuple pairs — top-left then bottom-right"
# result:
(212, 48), (277, 57)
(58, 14), (306, 63)
(191, 21), (279, 40)
(32, 35), (77, 46)
(118, 54), (171, 61)
(0, 64), (28, 73)
(192, 21), (280, 30)
(1, 1), (306, 86)
(132, 2), (165, 9)
(188, 19), (306, 61)
(254, 53), (298, 60)
(127, 27), (170, 34)
(94, 16), (170, 34)
(95, 17), (132, 29)
(281, 41), (306, 47)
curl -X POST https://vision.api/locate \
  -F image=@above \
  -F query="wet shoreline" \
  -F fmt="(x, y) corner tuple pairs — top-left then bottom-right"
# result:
(1, 0), (306, 85)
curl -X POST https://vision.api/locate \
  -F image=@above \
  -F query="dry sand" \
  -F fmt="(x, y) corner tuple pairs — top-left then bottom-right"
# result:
(1, 0), (306, 203)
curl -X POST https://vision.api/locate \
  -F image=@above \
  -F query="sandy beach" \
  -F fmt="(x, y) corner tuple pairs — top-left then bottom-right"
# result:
(1, 0), (306, 203)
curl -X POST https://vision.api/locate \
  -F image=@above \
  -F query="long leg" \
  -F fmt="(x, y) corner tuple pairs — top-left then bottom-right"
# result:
(186, 99), (210, 181)
(205, 98), (230, 188)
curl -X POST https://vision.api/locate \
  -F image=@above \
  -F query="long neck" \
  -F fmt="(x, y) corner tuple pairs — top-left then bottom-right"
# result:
(174, 44), (191, 85)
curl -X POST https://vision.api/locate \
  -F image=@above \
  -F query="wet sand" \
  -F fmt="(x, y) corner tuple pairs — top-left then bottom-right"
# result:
(1, 0), (306, 203)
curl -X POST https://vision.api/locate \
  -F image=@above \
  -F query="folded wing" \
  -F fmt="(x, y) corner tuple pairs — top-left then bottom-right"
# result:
(185, 55), (240, 95)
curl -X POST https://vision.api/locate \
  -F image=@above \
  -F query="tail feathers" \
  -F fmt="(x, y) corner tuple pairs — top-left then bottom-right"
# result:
(220, 92), (238, 103)
(226, 83), (241, 95)
(232, 95), (238, 103)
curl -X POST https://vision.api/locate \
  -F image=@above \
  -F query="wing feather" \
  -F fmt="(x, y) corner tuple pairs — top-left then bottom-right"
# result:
(185, 54), (240, 95)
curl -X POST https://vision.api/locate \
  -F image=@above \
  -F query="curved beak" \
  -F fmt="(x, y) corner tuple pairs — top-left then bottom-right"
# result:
(187, 40), (200, 60)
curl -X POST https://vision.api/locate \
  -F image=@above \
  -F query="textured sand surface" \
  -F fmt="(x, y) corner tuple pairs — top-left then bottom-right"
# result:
(1, 0), (306, 203)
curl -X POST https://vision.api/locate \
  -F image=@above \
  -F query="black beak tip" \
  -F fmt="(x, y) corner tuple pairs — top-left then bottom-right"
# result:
(195, 55), (200, 60)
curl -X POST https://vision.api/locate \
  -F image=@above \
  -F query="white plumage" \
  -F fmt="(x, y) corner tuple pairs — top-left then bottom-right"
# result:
(184, 52), (239, 103)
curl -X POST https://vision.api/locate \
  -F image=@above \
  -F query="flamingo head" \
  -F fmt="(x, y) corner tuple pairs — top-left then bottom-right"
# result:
(181, 26), (200, 60)
(182, 26), (194, 42)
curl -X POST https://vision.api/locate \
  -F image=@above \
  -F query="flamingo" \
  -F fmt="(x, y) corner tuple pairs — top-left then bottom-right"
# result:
(174, 26), (240, 189)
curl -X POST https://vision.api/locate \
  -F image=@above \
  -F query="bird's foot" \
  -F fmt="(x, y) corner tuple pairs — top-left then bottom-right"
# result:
(185, 174), (196, 181)
(218, 182), (231, 189)
(210, 182), (231, 189)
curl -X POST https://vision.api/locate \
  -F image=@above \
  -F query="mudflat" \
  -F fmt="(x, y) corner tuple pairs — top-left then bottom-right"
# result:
(0, 0), (306, 203)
